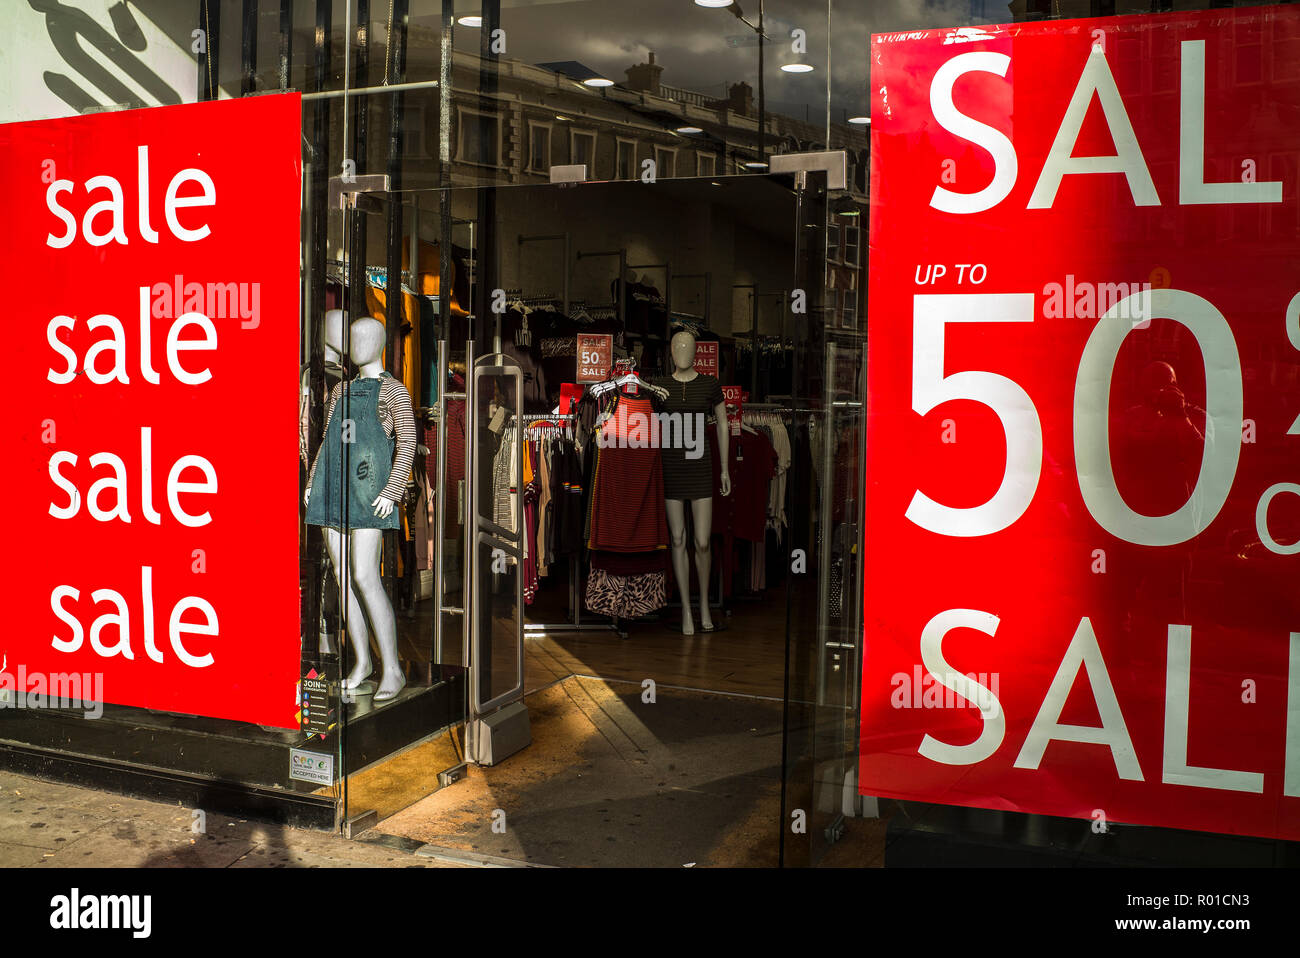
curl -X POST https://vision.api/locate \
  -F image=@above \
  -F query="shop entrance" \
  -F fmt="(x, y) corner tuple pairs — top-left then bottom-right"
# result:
(344, 170), (866, 865)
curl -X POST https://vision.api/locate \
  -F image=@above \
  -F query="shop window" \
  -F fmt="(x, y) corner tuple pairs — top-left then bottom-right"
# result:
(617, 138), (637, 180)
(528, 122), (551, 173)
(843, 223), (859, 267)
(456, 108), (501, 167)
(655, 146), (676, 179)
(571, 130), (596, 169)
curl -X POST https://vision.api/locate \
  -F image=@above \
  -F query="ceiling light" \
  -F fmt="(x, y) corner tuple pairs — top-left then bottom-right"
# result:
(744, 161), (768, 169)
(583, 77), (615, 88)
(676, 125), (703, 134)
(694, 0), (734, 7)
(781, 63), (814, 73)
(555, 114), (572, 121)
(457, 15), (482, 27)
(848, 116), (870, 125)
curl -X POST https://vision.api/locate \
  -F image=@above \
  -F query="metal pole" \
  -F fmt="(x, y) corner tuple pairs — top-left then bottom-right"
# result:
(278, 0), (293, 92)
(434, 339), (449, 663)
(197, 0), (220, 101)
(758, 0), (765, 165)
(240, 0), (257, 96)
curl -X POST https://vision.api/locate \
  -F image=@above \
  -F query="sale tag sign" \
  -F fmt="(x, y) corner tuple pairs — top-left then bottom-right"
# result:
(0, 95), (303, 728)
(693, 340), (719, 378)
(864, 8), (1300, 840)
(576, 333), (613, 383)
(721, 385), (744, 437)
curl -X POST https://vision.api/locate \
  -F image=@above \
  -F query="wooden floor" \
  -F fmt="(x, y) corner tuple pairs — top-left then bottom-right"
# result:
(393, 575), (792, 700)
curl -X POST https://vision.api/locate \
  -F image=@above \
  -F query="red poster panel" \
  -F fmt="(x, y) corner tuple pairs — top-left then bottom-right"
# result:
(576, 333), (613, 382)
(722, 385), (744, 437)
(863, 7), (1300, 840)
(693, 341), (719, 377)
(0, 95), (303, 728)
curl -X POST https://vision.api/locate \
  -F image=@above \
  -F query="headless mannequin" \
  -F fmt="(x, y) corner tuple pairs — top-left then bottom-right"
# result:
(304, 319), (407, 701)
(664, 331), (730, 634)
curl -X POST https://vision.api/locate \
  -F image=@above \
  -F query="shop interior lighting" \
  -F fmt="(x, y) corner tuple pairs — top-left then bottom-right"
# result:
(848, 116), (870, 125)
(744, 161), (768, 169)
(457, 15), (482, 27)
(676, 125), (703, 134)
(781, 63), (814, 73)
(694, 0), (735, 7)
(583, 77), (615, 87)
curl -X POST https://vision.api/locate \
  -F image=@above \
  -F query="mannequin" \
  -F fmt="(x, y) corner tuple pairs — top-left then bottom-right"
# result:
(299, 309), (347, 467)
(656, 330), (729, 634)
(304, 318), (415, 701)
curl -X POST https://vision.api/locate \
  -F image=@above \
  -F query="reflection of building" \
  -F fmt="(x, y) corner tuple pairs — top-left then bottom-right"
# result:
(389, 43), (868, 197)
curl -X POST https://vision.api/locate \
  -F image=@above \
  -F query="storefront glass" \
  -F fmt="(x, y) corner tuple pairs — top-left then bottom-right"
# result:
(5, 0), (1299, 867)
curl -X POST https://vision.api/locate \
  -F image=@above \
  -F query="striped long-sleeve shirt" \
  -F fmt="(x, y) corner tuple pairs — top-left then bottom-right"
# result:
(308, 375), (417, 504)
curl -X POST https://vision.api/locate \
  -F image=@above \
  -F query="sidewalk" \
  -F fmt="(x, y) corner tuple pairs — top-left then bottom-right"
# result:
(0, 770), (458, 868)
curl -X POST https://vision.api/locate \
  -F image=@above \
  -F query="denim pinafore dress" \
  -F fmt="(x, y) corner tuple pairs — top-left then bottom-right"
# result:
(306, 374), (402, 531)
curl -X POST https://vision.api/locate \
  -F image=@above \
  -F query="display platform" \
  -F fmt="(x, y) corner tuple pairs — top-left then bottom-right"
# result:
(0, 665), (465, 829)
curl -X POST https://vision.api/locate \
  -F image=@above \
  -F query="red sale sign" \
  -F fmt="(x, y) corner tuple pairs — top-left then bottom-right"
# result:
(0, 95), (302, 728)
(864, 7), (1300, 840)
(693, 340), (719, 378)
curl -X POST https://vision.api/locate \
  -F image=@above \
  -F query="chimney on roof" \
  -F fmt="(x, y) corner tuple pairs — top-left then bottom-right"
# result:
(625, 51), (664, 95)
(727, 81), (754, 117)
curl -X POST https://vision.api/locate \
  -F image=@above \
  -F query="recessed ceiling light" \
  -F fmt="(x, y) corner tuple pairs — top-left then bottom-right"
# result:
(781, 63), (814, 73)
(457, 15), (482, 27)
(710, 181), (722, 186)
(555, 114), (572, 121)
(583, 77), (615, 88)
(675, 126), (703, 134)
(694, 0), (734, 7)
(848, 115), (870, 125)
(744, 161), (768, 169)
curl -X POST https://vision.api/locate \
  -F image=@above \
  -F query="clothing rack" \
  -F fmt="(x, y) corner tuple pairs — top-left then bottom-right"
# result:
(505, 412), (615, 638)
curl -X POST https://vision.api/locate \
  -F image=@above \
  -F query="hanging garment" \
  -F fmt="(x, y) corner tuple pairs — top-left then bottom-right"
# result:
(423, 399), (467, 539)
(551, 442), (585, 557)
(306, 373), (415, 530)
(524, 440), (540, 604)
(587, 395), (669, 553)
(536, 437), (554, 577)
(585, 568), (667, 618)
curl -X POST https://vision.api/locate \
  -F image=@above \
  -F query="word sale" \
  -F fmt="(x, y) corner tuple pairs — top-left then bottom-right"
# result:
(43, 298), (222, 667)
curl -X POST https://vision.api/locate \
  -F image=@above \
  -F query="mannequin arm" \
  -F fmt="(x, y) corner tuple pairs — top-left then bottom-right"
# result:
(714, 399), (731, 497)
(375, 379), (418, 513)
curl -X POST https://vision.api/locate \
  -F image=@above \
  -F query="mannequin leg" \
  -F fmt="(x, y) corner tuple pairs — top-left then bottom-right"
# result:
(323, 527), (372, 685)
(666, 499), (694, 634)
(350, 528), (407, 700)
(689, 497), (714, 631)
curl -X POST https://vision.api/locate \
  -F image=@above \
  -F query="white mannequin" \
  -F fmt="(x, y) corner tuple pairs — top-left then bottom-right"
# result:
(665, 330), (729, 634)
(300, 309), (346, 469)
(304, 319), (407, 701)
(322, 308), (345, 365)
